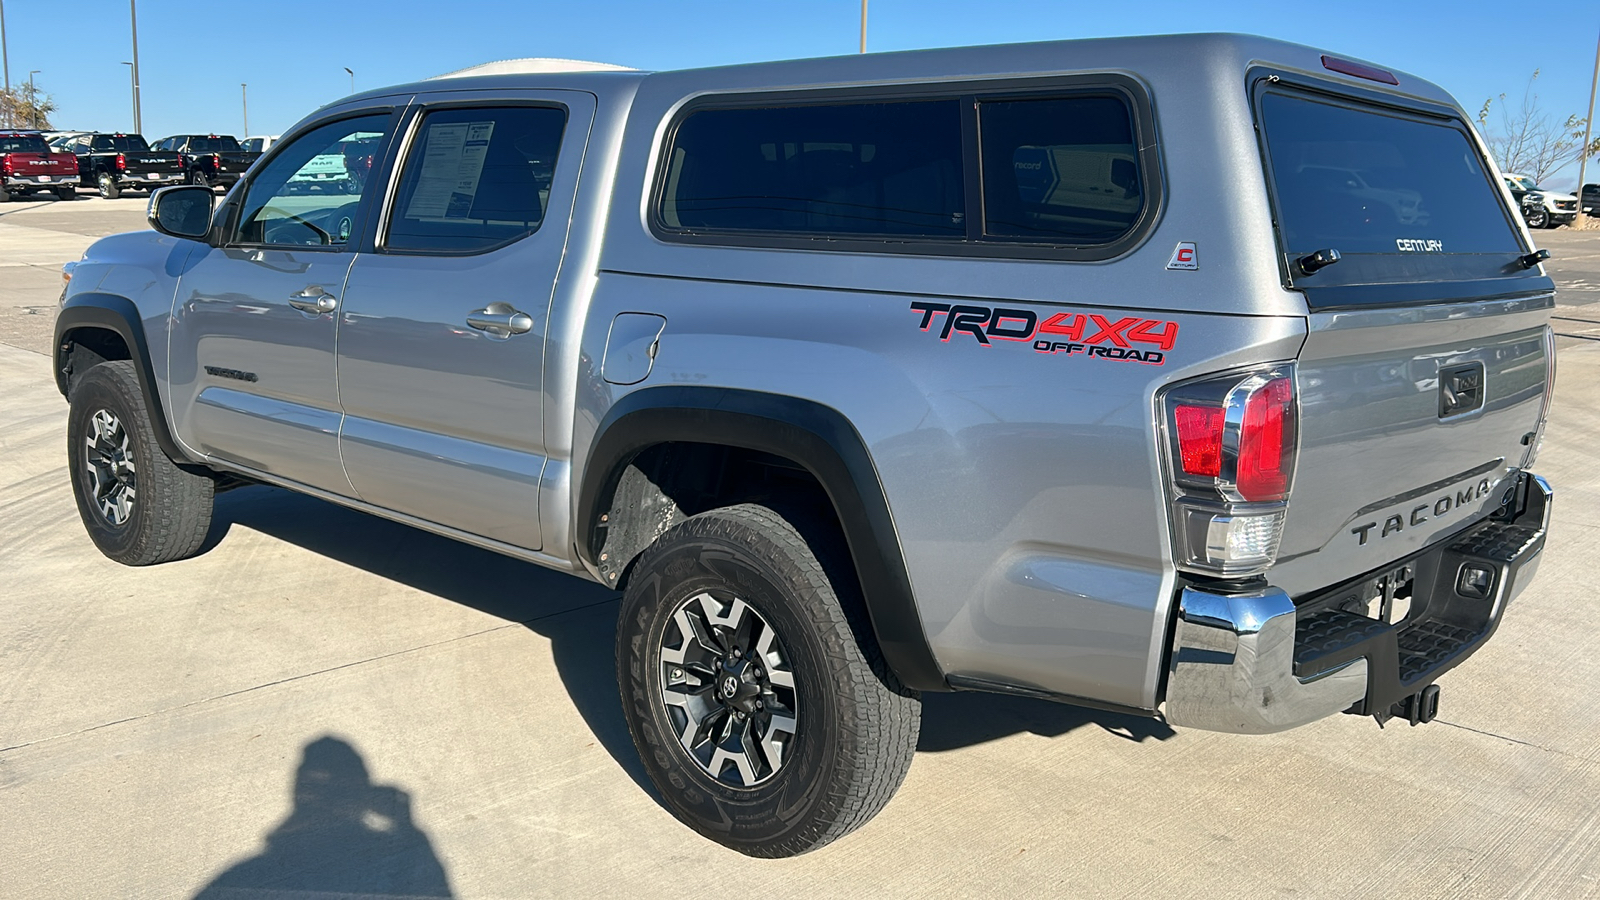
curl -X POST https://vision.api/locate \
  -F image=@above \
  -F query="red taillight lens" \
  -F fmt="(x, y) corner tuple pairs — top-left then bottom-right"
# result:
(2, 154), (12, 176)
(211, 153), (221, 169)
(115, 153), (126, 172)
(1174, 405), (1224, 478)
(1236, 376), (1296, 502)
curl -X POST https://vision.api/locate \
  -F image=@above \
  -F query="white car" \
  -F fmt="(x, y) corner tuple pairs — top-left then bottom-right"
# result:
(1505, 173), (1577, 228)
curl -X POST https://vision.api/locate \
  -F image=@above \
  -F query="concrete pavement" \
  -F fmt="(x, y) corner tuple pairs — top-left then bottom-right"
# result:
(3, 201), (1600, 898)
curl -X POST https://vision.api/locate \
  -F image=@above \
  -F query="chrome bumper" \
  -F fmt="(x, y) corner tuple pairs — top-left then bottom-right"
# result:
(1164, 473), (1551, 735)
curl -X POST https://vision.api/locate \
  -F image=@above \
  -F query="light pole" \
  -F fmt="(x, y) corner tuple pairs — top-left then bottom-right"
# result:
(241, 83), (248, 136)
(27, 68), (37, 128)
(121, 62), (136, 132)
(1576, 26), (1599, 229)
(859, 0), (867, 53)
(343, 67), (353, 94)
(129, 0), (142, 134)
(1, 0), (12, 128)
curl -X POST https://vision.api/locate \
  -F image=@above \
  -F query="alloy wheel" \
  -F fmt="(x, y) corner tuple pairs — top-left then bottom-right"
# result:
(659, 591), (799, 787)
(84, 409), (137, 526)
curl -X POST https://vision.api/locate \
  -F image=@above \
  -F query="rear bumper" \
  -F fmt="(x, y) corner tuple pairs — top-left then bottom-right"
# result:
(5, 175), (74, 189)
(1164, 472), (1550, 734)
(116, 173), (185, 188)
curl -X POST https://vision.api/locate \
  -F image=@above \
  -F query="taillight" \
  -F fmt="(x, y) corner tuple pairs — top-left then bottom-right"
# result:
(1162, 366), (1298, 576)
(115, 153), (126, 172)
(1236, 375), (1296, 502)
(2, 154), (12, 177)
(211, 153), (221, 170)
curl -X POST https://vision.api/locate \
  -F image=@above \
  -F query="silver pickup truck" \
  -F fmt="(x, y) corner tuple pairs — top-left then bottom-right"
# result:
(54, 34), (1555, 857)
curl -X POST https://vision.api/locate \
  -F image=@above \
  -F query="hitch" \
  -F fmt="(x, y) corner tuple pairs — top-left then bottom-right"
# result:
(1376, 684), (1440, 727)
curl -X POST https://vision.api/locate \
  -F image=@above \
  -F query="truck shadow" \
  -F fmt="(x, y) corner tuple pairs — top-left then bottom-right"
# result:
(212, 486), (1173, 796)
(193, 734), (455, 899)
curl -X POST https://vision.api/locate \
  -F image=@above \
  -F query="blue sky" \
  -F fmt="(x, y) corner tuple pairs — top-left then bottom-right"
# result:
(4, 0), (1598, 187)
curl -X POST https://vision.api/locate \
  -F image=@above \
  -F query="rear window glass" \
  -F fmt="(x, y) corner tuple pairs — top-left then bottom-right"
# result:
(1259, 92), (1520, 256)
(0, 134), (47, 153)
(660, 100), (965, 238)
(979, 96), (1142, 243)
(188, 136), (241, 152)
(90, 135), (151, 152)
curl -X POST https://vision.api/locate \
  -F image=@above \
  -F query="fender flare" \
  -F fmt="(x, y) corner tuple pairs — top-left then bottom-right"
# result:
(576, 386), (948, 692)
(54, 292), (192, 465)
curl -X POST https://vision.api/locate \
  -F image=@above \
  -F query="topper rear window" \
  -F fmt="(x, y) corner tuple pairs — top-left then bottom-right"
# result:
(1258, 90), (1522, 263)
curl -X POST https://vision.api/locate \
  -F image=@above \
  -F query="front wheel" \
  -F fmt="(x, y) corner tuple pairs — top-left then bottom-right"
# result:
(1524, 205), (1549, 229)
(617, 504), (920, 857)
(98, 174), (120, 200)
(67, 360), (215, 565)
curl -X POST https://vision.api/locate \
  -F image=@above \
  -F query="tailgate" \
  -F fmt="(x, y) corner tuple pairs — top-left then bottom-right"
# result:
(1252, 75), (1556, 597)
(1271, 300), (1552, 596)
(124, 152), (184, 175)
(217, 151), (258, 174)
(6, 153), (72, 177)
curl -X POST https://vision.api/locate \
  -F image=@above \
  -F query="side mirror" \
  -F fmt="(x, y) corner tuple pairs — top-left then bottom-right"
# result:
(147, 185), (215, 240)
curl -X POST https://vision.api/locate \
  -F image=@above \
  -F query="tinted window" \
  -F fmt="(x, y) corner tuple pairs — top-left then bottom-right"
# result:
(1260, 92), (1520, 256)
(661, 100), (964, 237)
(979, 96), (1142, 243)
(384, 106), (566, 253)
(237, 115), (391, 247)
(0, 134), (47, 153)
(188, 136), (241, 152)
(90, 135), (151, 152)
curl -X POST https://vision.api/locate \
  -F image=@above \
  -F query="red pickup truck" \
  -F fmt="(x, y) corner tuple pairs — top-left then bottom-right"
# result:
(1, 131), (79, 201)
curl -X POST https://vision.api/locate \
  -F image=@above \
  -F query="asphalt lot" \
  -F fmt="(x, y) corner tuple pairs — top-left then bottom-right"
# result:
(4, 197), (1600, 898)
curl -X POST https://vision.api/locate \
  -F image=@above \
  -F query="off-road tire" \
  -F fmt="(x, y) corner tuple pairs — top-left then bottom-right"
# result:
(617, 503), (921, 857)
(98, 174), (120, 200)
(67, 360), (214, 565)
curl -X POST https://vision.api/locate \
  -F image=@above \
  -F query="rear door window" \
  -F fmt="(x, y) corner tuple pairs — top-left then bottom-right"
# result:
(1259, 90), (1523, 261)
(384, 105), (568, 253)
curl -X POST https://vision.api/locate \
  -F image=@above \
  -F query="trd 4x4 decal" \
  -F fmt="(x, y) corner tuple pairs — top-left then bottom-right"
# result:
(908, 302), (1176, 365)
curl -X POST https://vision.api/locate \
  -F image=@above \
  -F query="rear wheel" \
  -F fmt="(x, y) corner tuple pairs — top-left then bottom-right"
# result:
(617, 503), (920, 857)
(98, 174), (120, 200)
(189, 168), (210, 188)
(67, 360), (214, 565)
(55, 186), (75, 201)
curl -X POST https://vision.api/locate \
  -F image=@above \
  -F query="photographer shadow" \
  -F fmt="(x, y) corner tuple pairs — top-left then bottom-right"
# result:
(193, 735), (454, 899)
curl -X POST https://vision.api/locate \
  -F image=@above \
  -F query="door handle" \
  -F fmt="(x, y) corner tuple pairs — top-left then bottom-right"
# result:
(466, 302), (534, 338)
(287, 286), (338, 314)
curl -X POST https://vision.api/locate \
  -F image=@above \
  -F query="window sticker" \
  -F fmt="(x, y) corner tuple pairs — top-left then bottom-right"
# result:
(405, 121), (495, 219)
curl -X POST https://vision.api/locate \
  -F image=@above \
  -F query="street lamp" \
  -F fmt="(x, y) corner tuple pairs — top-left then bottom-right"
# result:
(343, 67), (353, 94)
(1, 0), (12, 128)
(27, 67), (37, 128)
(241, 83), (248, 136)
(129, 0), (141, 134)
(121, 62), (136, 132)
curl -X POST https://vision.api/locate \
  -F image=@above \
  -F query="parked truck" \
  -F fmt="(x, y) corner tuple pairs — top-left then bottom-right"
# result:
(56, 35), (1555, 857)
(0, 130), (79, 201)
(151, 134), (262, 190)
(54, 132), (184, 199)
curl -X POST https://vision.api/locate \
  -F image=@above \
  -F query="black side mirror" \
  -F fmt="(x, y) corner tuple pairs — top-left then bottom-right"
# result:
(147, 185), (214, 240)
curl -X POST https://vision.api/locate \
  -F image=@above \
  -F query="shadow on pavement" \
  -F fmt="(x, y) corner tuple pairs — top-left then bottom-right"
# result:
(917, 691), (1174, 751)
(193, 735), (454, 899)
(212, 486), (1171, 792)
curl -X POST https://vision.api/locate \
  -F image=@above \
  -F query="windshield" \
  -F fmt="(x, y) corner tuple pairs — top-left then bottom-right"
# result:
(90, 135), (151, 152)
(0, 134), (48, 153)
(1259, 90), (1521, 259)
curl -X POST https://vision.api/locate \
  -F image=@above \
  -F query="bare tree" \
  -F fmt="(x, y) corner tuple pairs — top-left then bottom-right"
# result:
(0, 82), (58, 130)
(1478, 70), (1598, 183)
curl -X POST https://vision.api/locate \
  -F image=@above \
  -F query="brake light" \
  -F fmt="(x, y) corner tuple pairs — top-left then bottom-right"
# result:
(1236, 376), (1296, 502)
(2, 154), (12, 177)
(115, 153), (126, 172)
(1174, 405), (1224, 478)
(1162, 366), (1298, 576)
(211, 153), (221, 170)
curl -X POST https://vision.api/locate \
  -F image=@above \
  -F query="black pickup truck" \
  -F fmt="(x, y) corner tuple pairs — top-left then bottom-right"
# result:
(52, 132), (184, 199)
(152, 134), (261, 190)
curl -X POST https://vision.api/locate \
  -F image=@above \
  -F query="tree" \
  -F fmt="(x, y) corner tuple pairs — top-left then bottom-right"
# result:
(1478, 70), (1599, 184)
(0, 83), (57, 130)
